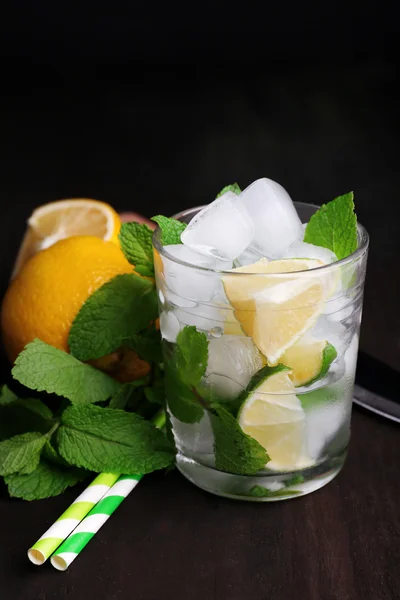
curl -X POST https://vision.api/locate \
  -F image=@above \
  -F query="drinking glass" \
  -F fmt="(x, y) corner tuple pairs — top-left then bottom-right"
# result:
(153, 203), (369, 501)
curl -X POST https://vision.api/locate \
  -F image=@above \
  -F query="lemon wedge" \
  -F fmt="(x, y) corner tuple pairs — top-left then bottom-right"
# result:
(223, 258), (327, 364)
(280, 335), (337, 387)
(238, 364), (311, 471)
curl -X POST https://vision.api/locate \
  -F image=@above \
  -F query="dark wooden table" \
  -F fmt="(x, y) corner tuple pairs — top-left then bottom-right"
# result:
(1, 407), (399, 600)
(1, 62), (400, 600)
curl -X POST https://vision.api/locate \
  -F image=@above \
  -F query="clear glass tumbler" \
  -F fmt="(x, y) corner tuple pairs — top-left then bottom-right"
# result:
(153, 203), (369, 501)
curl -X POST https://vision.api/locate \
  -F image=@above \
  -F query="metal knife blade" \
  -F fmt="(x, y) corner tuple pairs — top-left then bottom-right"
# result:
(353, 383), (400, 424)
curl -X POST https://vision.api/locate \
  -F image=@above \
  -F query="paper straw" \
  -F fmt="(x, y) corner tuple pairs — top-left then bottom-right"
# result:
(48, 409), (166, 571)
(27, 473), (120, 565)
(50, 474), (142, 571)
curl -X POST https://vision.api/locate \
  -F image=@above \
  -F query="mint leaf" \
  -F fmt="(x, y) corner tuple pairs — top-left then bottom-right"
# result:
(304, 192), (357, 260)
(151, 215), (187, 245)
(57, 404), (174, 474)
(165, 363), (204, 423)
(210, 404), (269, 475)
(109, 380), (147, 409)
(0, 431), (50, 476)
(0, 398), (54, 440)
(163, 327), (208, 424)
(5, 460), (87, 500)
(175, 326), (208, 387)
(68, 274), (158, 361)
(0, 385), (18, 405)
(12, 340), (121, 405)
(118, 222), (154, 275)
(216, 183), (241, 198)
(128, 329), (162, 364)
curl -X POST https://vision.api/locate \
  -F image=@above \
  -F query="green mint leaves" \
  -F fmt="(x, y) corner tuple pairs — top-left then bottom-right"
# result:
(12, 340), (121, 404)
(210, 405), (269, 475)
(118, 222), (154, 277)
(165, 327), (208, 424)
(68, 274), (158, 361)
(216, 183), (241, 198)
(304, 192), (357, 260)
(174, 327), (208, 387)
(5, 461), (87, 501)
(0, 431), (51, 476)
(57, 405), (174, 474)
(151, 215), (187, 245)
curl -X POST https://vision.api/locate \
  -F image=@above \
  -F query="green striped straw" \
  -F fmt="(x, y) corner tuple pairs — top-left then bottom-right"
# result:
(27, 472), (120, 565)
(50, 473), (142, 571)
(49, 409), (166, 571)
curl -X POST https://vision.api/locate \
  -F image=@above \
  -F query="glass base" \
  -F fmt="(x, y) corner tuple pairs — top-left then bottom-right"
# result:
(176, 450), (347, 501)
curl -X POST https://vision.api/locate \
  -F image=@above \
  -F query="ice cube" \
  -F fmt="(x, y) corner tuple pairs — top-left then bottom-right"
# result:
(306, 401), (348, 459)
(159, 311), (181, 343)
(169, 410), (214, 459)
(323, 295), (354, 321)
(204, 335), (263, 400)
(161, 244), (231, 304)
(181, 192), (255, 261)
(311, 316), (351, 357)
(282, 241), (337, 264)
(240, 178), (303, 257)
(174, 303), (226, 334)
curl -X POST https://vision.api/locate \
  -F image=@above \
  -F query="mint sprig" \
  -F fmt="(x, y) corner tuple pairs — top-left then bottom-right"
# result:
(118, 222), (154, 276)
(151, 215), (187, 245)
(68, 274), (158, 361)
(12, 339), (122, 404)
(304, 192), (357, 260)
(57, 404), (174, 474)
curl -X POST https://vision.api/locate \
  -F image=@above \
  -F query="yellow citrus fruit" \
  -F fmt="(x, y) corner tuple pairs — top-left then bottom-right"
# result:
(280, 335), (337, 387)
(238, 365), (311, 471)
(222, 258), (327, 364)
(1, 236), (133, 362)
(12, 198), (121, 277)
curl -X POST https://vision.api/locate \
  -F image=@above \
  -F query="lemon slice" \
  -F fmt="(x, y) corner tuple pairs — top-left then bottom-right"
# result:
(223, 258), (327, 364)
(238, 364), (310, 471)
(280, 335), (337, 387)
(12, 198), (121, 277)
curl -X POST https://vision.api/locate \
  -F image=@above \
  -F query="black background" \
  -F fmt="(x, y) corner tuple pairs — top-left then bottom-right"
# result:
(0, 4), (400, 599)
(1, 1), (399, 376)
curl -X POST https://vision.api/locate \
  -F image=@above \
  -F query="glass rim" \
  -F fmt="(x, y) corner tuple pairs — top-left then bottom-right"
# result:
(152, 201), (369, 276)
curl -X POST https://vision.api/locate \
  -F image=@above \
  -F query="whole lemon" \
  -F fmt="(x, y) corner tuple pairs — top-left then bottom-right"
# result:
(1, 236), (133, 363)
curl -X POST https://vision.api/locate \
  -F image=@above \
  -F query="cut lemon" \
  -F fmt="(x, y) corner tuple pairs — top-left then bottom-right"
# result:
(238, 364), (310, 471)
(280, 335), (337, 387)
(12, 198), (121, 277)
(223, 258), (328, 364)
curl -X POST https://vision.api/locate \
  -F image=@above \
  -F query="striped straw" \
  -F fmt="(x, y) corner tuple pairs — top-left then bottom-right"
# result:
(50, 474), (142, 571)
(27, 473), (120, 565)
